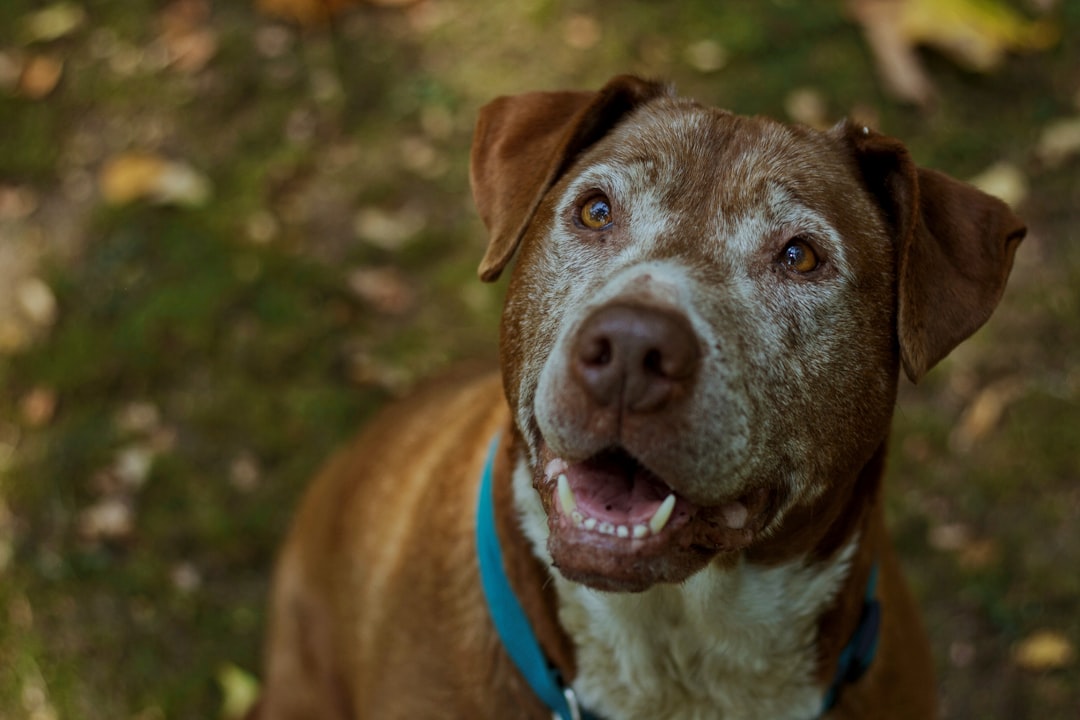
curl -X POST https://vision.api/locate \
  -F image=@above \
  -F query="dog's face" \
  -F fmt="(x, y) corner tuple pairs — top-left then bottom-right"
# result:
(472, 77), (1024, 592)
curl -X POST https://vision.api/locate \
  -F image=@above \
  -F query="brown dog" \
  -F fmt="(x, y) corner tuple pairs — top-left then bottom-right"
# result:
(250, 76), (1024, 719)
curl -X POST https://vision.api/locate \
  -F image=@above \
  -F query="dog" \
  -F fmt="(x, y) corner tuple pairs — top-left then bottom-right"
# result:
(249, 75), (1025, 719)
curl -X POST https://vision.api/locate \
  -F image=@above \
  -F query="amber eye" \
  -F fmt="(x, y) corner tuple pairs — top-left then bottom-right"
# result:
(780, 238), (820, 273)
(579, 195), (613, 229)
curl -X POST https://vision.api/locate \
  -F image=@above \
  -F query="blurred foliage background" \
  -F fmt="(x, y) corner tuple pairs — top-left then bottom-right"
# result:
(0, 0), (1077, 718)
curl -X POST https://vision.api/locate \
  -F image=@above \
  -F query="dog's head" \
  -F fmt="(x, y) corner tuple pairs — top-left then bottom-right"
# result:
(471, 76), (1025, 592)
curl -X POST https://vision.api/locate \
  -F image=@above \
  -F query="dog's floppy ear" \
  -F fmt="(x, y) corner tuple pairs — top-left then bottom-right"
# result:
(840, 122), (1026, 382)
(470, 75), (671, 282)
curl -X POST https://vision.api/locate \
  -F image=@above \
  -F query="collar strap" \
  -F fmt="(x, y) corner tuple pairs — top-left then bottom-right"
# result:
(821, 562), (881, 714)
(477, 436), (598, 720)
(477, 435), (880, 720)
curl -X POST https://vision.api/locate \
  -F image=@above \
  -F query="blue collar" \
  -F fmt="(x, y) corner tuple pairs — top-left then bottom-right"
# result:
(476, 436), (879, 720)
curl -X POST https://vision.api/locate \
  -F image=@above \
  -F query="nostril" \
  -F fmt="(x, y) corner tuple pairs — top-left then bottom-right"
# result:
(581, 336), (613, 367)
(642, 348), (663, 376)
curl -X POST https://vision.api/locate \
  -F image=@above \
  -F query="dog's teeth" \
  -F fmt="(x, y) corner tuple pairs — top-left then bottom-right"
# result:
(633, 524), (649, 539)
(649, 494), (677, 534)
(571, 511), (584, 526)
(616, 525), (629, 538)
(722, 501), (748, 530)
(598, 522), (615, 535)
(557, 474), (577, 514)
(583, 517), (597, 531)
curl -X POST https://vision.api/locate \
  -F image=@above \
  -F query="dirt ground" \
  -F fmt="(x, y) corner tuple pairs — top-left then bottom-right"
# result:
(0, 1), (1077, 718)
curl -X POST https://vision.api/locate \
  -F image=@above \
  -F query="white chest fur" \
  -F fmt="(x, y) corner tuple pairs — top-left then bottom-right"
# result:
(511, 460), (855, 720)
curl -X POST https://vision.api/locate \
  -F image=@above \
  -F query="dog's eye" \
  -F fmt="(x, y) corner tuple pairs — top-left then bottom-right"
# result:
(579, 195), (614, 230)
(780, 238), (819, 273)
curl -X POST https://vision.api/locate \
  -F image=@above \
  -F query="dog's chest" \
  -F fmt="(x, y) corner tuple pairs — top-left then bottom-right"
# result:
(557, 547), (854, 720)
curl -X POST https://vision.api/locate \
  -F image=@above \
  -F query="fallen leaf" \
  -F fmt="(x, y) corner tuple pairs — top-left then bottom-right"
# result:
(17, 54), (64, 99)
(901, 0), (1058, 71)
(353, 205), (425, 250)
(563, 14), (602, 50)
(684, 39), (728, 74)
(949, 376), (1026, 453)
(1013, 630), (1076, 671)
(1036, 116), (1080, 167)
(19, 387), (58, 428)
(114, 445), (155, 489)
(158, 0), (218, 73)
(928, 521), (971, 552)
(217, 664), (260, 720)
(230, 451), (261, 493)
(849, 0), (1059, 106)
(99, 152), (212, 207)
(0, 185), (39, 219)
(170, 562), (202, 593)
(784, 88), (829, 128)
(77, 497), (134, 542)
(968, 161), (1028, 208)
(15, 277), (58, 329)
(19, 2), (87, 44)
(956, 537), (999, 571)
(347, 267), (414, 315)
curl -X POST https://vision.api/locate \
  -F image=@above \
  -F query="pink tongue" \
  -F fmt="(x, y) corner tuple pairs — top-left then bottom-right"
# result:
(567, 456), (671, 524)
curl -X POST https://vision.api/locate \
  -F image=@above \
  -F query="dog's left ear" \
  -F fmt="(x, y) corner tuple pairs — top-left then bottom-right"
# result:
(839, 122), (1026, 382)
(470, 75), (671, 282)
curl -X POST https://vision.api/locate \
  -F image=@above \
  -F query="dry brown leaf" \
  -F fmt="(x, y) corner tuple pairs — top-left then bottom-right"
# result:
(563, 14), (602, 51)
(785, 88), (829, 129)
(19, 387), (58, 428)
(17, 54), (64, 99)
(99, 152), (212, 206)
(949, 376), (1026, 453)
(1013, 630), (1076, 671)
(348, 267), (414, 315)
(158, 0), (218, 73)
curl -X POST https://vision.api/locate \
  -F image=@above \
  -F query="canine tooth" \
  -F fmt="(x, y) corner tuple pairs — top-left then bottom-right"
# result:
(633, 524), (648, 538)
(557, 474), (577, 514)
(571, 511), (584, 526)
(616, 525), (629, 538)
(598, 522), (615, 535)
(584, 518), (597, 531)
(649, 494), (677, 534)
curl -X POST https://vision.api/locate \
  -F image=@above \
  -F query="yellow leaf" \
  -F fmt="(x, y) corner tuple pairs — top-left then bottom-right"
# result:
(217, 664), (260, 720)
(901, 0), (1059, 71)
(19, 2), (87, 44)
(1013, 630), (1076, 671)
(98, 152), (211, 207)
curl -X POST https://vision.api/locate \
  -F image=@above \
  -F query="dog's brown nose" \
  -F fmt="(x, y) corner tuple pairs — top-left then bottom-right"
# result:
(573, 303), (699, 413)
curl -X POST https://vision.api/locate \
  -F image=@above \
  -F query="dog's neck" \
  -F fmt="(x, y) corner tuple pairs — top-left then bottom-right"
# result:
(494, 429), (885, 720)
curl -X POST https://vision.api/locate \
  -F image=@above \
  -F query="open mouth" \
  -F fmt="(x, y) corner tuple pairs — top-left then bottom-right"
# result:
(535, 443), (769, 591)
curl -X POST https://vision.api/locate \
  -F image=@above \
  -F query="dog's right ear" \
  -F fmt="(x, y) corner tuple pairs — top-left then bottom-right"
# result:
(470, 75), (671, 282)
